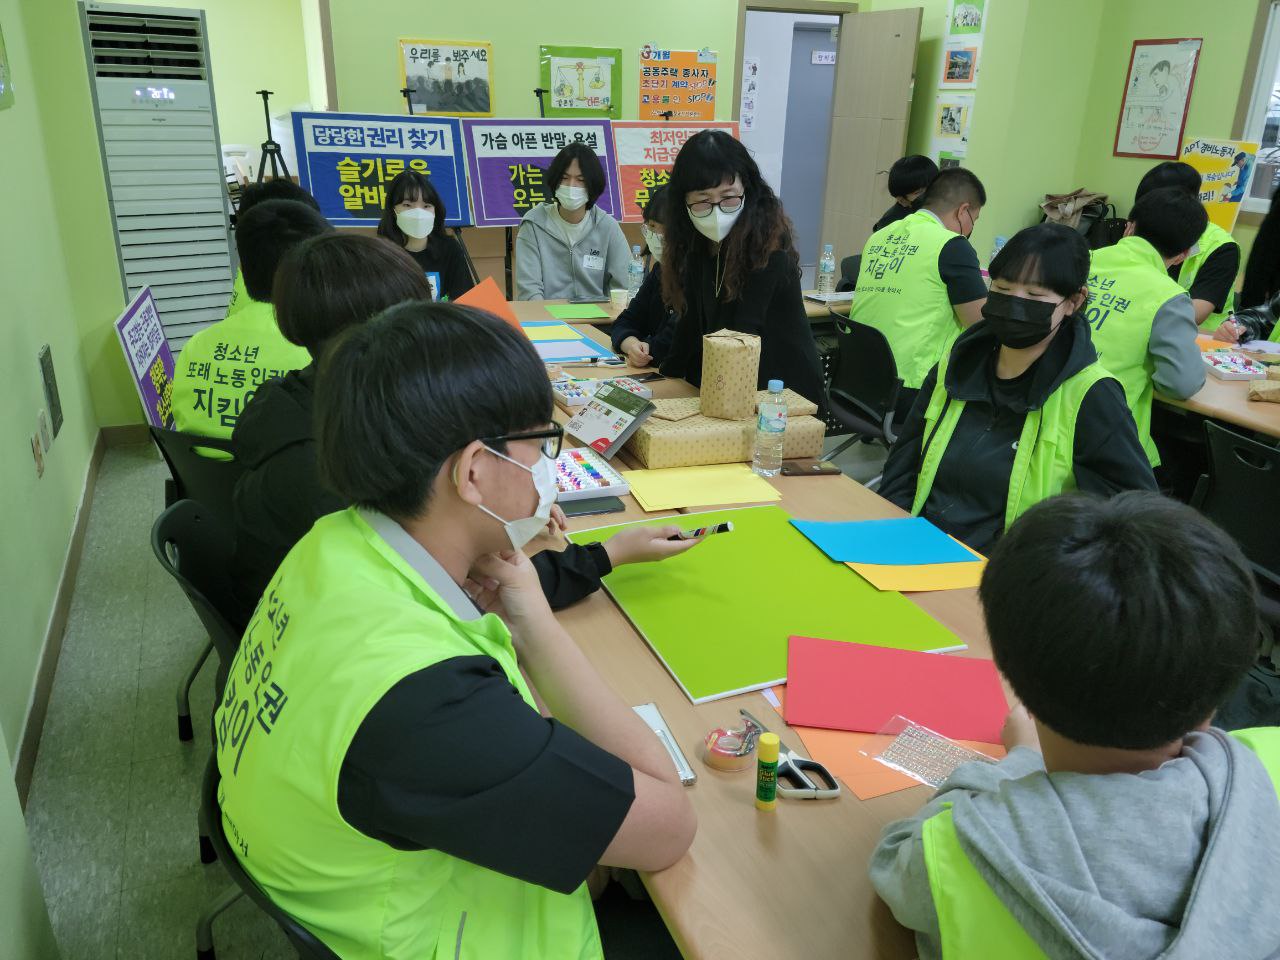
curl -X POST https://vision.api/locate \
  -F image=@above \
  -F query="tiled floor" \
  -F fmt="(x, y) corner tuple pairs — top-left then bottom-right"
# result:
(24, 436), (885, 960)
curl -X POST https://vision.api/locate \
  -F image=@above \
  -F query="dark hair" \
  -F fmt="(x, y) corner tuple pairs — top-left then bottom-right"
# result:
(980, 492), (1258, 750)
(235, 199), (332, 302)
(888, 155), (939, 199)
(315, 303), (554, 519)
(546, 142), (607, 209)
(1241, 184), (1280, 308)
(1235, 151), (1248, 164)
(237, 179), (321, 216)
(273, 234), (433, 357)
(641, 183), (668, 225)
(1134, 161), (1201, 202)
(661, 129), (796, 313)
(921, 167), (987, 212)
(376, 170), (449, 248)
(988, 223), (1090, 305)
(1129, 186), (1207, 257)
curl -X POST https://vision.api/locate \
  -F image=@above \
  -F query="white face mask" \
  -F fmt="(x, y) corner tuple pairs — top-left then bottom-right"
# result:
(396, 207), (434, 239)
(475, 449), (558, 550)
(642, 227), (664, 259)
(688, 201), (744, 243)
(555, 185), (589, 211)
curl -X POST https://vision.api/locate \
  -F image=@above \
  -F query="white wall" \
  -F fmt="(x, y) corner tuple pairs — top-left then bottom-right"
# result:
(739, 11), (838, 197)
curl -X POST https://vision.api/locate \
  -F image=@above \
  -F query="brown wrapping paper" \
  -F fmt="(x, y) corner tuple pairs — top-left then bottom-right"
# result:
(700, 329), (761, 420)
(626, 414), (825, 469)
(649, 388), (818, 424)
(1248, 378), (1280, 404)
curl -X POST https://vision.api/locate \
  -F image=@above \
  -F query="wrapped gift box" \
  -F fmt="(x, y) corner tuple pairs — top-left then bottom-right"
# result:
(700, 329), (762, 420)
(627, 413), (825, 469)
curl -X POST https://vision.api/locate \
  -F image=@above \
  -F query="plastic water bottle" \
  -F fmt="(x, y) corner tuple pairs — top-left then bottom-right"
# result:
(816, 244), (837, 297)
(990, 235), (1008, 263)
(752, 379), (787, 477)
(627, 244), (645, 302)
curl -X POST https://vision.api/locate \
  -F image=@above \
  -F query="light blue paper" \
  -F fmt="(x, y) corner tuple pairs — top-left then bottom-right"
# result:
(789, 517), (979, 565)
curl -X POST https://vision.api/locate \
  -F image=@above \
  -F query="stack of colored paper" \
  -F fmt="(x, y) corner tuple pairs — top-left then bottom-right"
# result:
(789, 516), (985, 592)
(622, 464), (781, 512)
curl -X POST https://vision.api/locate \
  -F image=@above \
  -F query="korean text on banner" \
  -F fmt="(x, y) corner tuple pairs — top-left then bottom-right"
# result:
(461, 118), (622, 227)
(638, 46), (717, 122)
(114, 287), (175, 429)
(291, 112), (472, 229)
(611, 121), (738, 221)
(1180, 137), (1259, 233)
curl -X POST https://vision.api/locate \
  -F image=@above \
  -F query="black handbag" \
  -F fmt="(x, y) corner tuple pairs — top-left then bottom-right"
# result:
(1082, 203), (1127, 250)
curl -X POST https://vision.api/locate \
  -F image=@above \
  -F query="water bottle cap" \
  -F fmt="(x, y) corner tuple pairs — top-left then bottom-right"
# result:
(768, 379), (784, 393)
(823, 243), (833, 253)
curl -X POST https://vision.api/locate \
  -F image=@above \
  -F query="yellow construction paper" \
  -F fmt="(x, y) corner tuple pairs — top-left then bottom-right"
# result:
(521, 322), (584, 342)
(622, 464), (782, 512)
(846, 559), (986, 592)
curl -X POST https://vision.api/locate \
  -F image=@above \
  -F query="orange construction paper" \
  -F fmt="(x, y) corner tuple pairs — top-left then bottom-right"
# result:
(455, 276), (519, 328)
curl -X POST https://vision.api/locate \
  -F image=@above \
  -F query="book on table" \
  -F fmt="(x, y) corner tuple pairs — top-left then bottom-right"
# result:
(564, 382), (655, 459)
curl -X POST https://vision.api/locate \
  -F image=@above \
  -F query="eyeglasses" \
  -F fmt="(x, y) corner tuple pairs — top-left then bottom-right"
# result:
(687, 194), (745, 217)
(481, 423), (564, 460)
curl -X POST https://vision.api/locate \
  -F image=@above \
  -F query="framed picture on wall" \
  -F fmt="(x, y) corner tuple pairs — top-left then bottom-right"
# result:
(540, 45), (621, 118)
(1113, 38), (1202, 159)
(399, 39), (494, 117)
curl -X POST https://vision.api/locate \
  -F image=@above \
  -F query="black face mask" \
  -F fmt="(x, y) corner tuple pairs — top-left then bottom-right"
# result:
(982, 290), (1063, 349)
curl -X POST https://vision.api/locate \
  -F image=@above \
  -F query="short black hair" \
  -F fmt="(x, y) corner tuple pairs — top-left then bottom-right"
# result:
(641, 183), (668, 224)
(921, 167), (986, 212)
(237, 179), (321, 215)
(1129, 186), (1208, 257)
(989, 223), (1090, 300)
(274, 234), (434, 357)
(376, 170), (449, 247)
(1134, 161), (1201, 202)
(546, 142), (607, 209)
(980, 492), (1258, 750)
(235, 199), (332, 302)
(1235, 151), (1248, 165)
(887, 155), (939, 199)
(315, 302), (554, 519)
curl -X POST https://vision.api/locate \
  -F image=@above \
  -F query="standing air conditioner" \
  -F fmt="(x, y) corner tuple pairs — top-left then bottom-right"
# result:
(79, 2), (234, 350)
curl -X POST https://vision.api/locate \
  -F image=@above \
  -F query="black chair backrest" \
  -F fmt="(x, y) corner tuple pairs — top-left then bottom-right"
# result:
(828, 313), (903, 433)
(202, 755), (342, 959)
(837, 254), (861, 293)
(151, 500), (247, 672)
(1192, 421), (1280, 582)
(149, 427), (246, 526)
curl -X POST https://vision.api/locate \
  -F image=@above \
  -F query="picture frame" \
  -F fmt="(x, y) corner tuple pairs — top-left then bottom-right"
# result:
(1113, 38), (1202, 159)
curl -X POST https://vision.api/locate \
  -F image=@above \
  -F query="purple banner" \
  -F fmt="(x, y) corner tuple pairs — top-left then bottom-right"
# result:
(114, 287), (175, 428)
(461, 118), (621, 227)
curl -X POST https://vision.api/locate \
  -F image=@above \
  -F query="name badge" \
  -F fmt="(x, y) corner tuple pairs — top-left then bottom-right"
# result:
(582, 254), (604, 272)
(424, 271), (442, 300)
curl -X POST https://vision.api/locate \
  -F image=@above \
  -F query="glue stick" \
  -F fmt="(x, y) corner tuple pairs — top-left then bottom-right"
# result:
(755, 733), (779, 811)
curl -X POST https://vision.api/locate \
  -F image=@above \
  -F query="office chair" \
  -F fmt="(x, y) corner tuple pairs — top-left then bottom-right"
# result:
(837, 253), (860, 293)
(821, 312), (903, 471)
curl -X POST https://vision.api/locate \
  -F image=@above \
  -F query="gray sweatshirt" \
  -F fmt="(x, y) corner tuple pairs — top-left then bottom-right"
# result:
(870, 729), (1280, 959)
(1148, 293), (1206, 400)
(514, 203), (631, 301)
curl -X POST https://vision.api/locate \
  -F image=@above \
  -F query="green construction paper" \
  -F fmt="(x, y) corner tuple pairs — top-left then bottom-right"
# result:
(545, 302), (610, 320)
(539, 44), (622, 119)
(569, 505), (963, 703)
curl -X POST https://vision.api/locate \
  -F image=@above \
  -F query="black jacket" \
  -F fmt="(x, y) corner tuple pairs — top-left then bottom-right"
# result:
(610, 263), (676, 363)
(879, 315), (1156, 552)
(659, 247), (826, 406)
(872, 201), (913, 234)
(406, 234), (474, 301)
(230, 364), (611, 617)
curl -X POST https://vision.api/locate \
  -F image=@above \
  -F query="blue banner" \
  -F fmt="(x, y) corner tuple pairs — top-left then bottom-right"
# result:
(291, 111), (473, 228)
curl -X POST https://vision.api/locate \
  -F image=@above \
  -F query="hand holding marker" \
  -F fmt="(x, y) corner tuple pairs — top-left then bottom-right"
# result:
(667, 521), (735, 542)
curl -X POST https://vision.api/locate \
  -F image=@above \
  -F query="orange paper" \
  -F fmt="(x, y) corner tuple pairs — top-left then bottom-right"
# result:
(456, 276), (519, 328)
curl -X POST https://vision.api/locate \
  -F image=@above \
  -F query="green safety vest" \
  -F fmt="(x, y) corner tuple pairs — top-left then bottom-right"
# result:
(226, 269), (248, 317)
(910, 348), (1114, 534)
(849, 209), (966, 389)
(213, 507), (603, 959)
(1177, 222), (1238, 332)
(920, 728), (1280, 959)
(171, 297), (309, 441)
(1085, 236), (1190, 467)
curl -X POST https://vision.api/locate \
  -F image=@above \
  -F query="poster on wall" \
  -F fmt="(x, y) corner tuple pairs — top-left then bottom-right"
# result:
(291, 112), (472, 228)
(940, 39), (980, 89)
(114, 287), (175, 430)
(740, 57), (759, 131)
(947, 0), (987, 37)
(612, 121), (738, 221)
(638, 45), (717, 121)
(932, 93), (975, 162)
(399, 39), (493, 117)
(1113, 38), (1201, 159)
(1180, 137), (1259, 232)
(540, 45), (621, 118)
(0, 22), (15, 111)
(461, 118), (621, 227)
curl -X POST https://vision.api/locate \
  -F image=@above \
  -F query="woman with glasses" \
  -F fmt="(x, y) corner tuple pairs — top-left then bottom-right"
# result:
(215, 302), (697, 958)
(658, 130), (825, 405)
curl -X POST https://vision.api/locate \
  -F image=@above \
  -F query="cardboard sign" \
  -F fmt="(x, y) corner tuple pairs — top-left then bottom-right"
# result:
(113, 287), (175, 428)
(611, 121), (738, 221)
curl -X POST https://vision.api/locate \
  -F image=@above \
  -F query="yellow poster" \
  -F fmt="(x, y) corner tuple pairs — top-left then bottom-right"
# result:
(1179, 137), (1259, 232)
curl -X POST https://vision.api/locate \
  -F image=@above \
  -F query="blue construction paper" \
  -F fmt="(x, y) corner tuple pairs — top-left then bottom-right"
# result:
(789, 517), (979, 565)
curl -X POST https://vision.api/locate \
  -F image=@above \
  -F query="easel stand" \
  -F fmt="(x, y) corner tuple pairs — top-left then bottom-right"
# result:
(255, 89), (290, 183)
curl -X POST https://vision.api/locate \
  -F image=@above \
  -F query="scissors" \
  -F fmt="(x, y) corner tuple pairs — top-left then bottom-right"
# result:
(740, 709), (842, 800)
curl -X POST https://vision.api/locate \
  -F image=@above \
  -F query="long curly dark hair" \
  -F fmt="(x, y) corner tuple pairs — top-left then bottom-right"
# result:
(659, 130), (796, 313)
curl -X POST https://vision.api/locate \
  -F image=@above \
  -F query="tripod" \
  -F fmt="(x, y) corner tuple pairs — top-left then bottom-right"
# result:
(255, 89), (290, 182)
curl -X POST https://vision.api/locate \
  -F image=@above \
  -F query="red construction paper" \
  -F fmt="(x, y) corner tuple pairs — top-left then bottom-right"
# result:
(784, 635), (1008, 744)
(456, 276), (519, 328)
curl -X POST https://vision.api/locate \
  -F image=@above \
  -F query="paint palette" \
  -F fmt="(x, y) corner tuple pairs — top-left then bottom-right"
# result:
(555, 447), (631, 502)
(1203, 352), (1267, 381)
(552, 377), (653, 411)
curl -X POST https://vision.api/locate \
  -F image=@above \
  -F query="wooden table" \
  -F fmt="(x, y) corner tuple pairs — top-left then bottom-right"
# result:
(1157, 376), (1280, 441)
(550, 346), (986, 959)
